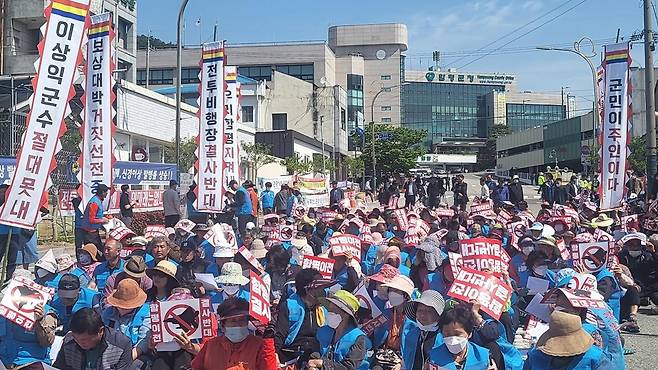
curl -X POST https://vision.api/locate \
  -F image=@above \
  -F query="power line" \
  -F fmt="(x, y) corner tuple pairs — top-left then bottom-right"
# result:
(457, 0), (589, 70)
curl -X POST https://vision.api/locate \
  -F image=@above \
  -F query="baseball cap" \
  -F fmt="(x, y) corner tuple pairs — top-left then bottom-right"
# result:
(58, 274), (81, 299)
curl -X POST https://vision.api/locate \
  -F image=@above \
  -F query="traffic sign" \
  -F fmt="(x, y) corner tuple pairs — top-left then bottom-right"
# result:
(375, 132), (393, 140)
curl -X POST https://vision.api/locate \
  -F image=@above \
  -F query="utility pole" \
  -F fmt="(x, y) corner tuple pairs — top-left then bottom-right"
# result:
(644, 0), (657, 195)
(320, 115), (325, 176)
(213, 23), (218, 41)
(176, 0), (190, 183)
(145, 31), (150, 88)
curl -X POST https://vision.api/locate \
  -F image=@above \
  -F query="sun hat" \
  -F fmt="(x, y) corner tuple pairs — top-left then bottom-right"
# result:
(591, 214), (614, 228)
(174, 219), (196, 233)
(370, 264), (400, 284)
(106, 278), (148, 310)
(130, 236), (149, 247)
(263, 213), (279, 222)
(213, 245), (235, 258)
(245, 222), (256, 231)
(250, 239), (268, 259)
(35, 250), (58, 274)
(165, 227), (176, 237)
(319, 290), (360, 322)
(57, 273), (81, 299)
(123, 255), (147, 279)
(537, 236), (557, 248)
(536, 310), (594, 357)
(291, 233), (310, 249)
(404, 290), (446, 322)
(192, 223), (211, 232)
(369, 218), (386, 227)
(56, 254), (75, 271)
(383, 246), (401, 264)
(372, 232), (384, 245)
(147, 260), (179, 284)
(530, 222), (544, 231)
(215, 262), (249, 286)
(381, 275), (415, 297)
(513, 175), (519, 180)
(502, 201), (514, 207)
(301, 215), (316, 227)
(81, 243), (100, 262)
(620, 232), (647, 246)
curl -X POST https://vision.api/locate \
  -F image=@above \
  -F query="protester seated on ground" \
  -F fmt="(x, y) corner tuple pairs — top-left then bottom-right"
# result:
(329, 248), (360, 292)
(50, 273), (101, 334)
(518, 250), (556, 291)
(54, 308), (133, 370)
(191, 297), (277, 370)
(620, 233), (658, 314)
(372, 275), (416, 352)
(145, 260), (180, 302)
(34, 250), (59, 287)
(400, 290), (446, 370)
(425, 305), (495, 370)
(523, 311), (612, 370)
(102, 255), (153, 303)
(101, 278), (151, 357)
(212, 262), (250, 306)
(146, 236), (179, 268)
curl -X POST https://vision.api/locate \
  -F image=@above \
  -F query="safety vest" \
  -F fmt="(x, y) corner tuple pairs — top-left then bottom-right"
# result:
(594, 268), (622, 322)
(261, 190), (275, 209)
(47, 269), (91, 292)
(524, 345), (608, 370)
(318, 325), (372, 370)
(427, 272), (449, 298)
(284, 293), (327, 346)
(401, 319), (444, 370)
(361, 245), (379, 276)
(471, 319), (523, 370)
(333, 266), (349, 289)
(585, 307), (625, 369)
(81, 195), (104, 230)
(101, 304), (151, 345)
(237, 187), (253, 215)
(51, 288), (100, 333)
(0, 305), (54, 367)
(93, 259), (126, 292)
(426, 342), (490, 370)
(210, 287), (250, 307)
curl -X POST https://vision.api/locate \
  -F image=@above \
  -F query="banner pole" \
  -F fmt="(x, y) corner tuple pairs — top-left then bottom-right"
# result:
(0, 229), (13, 283)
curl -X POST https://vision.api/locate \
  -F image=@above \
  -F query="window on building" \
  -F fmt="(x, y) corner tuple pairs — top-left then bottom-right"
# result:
(275, 64), (314, 81)
(381, 106), (392, 111)
(381, 75), (391, 80)
(149, 68), (174, 85)
(239, 65), (273, 81)
(341, 108), (346, 130)
(149, 141), (163, 163)
(382, 117), (392, 122)
(136, 69), (147, 85)
(382, 87), (392, 92)
(117, 17), (132, 50)
(272, 113), (287, 130)
(242, 106), (254, 123)
(181, 68), (200, 84)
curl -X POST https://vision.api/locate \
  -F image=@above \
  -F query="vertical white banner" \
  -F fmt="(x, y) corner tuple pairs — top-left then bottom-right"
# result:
(194, 42), (225, 212)
(78, 12), (115, 210)
(599, 42), (631, 210)
(223, 66), (240, 197)
(0, 0), (90, 229)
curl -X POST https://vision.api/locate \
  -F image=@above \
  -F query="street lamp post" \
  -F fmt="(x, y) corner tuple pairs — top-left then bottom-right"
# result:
(369, 83), (408, 191)
(537, 37), (599, 135)
(175, 0), (190, 183)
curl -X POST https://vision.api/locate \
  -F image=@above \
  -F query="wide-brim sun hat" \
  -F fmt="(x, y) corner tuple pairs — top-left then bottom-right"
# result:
(381, 274), (415, 297)
(147, 260), (180, 285)
(536, 310), (594, 357)
(318, 290), (360, 323)
(215, 262), (249, 285)
(404, 290), (445, 322)
(106, 278), (147, 310)
(592, 214), (614, 228)
(81, 244), (100, 262)
(530, 222), (544, 231)
(250, 239), (268, 259)
(291, 236), (309, 249)
(537, 236), (557, 248)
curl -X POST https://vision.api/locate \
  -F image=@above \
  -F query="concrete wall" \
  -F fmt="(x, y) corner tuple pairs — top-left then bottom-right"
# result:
(335, 55), (364, 90)
(497, 125), (544, 152)
(497, 150), (544, 171)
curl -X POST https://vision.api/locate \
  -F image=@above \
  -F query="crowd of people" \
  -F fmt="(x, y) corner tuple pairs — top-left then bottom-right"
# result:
(0, 172), (656, 370)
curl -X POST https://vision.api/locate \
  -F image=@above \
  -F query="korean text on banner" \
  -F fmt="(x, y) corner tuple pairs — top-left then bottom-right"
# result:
(0, 0), (91, 229)
(194, 41), (225, 212)
(249, 271), (271, 324)
(223, 66), (240, 190)
(599, 42), (632, 210)
(301, 255), (335, 279)
(329, 234), (362, 261)
(570, 241), (613, 274)
(470, 200), (493, 216)
(447, 267), (512, 320)
(0, 277), (55, 330)
(78, 12), (115, 212)
(149, 298), (213, 344)
(459, 237), (510, 277)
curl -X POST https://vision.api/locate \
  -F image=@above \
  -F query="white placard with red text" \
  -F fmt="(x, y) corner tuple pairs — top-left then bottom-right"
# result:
(149, 298), (212, 345)
(301, 255), (335, 279)
(249, 271), (271, 324)
(0, 277), (55, 330)
(448, 267), (512, 320)
(459, 237), (510, 277)
(222, 66), (240, 196)
(329, 234), (362, 261)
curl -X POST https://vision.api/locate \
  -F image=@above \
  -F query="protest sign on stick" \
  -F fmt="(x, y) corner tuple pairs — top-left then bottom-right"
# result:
(447, 267), (512, 320)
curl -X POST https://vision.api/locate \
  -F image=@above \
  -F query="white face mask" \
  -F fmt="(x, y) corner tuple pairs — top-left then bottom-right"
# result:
(628, 250), (642, 258)
(522, 246), (534, 256)
(326, 312), (343, 329)
(222, 285), (240, 296)
(388, 292), (405, 307)
(417, 321), (439, 332)
(444, 336), (468, 355)
(533, 265), (548, 277)
(374, 287), (388, 300)
(224, 326), (249, 343)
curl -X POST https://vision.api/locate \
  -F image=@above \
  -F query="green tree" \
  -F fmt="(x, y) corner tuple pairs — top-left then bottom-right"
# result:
(164, 137), (196, 172)
(281, 154), (312, 175)
(312, 154), (335, 175)
(241, 142), (276, 179)
(480, 124), (511, 171)
(344, 156), (365, 179)
(629, 135), (647, 173)
(361, 124), (426, 181)
(137, 34), (175, 49)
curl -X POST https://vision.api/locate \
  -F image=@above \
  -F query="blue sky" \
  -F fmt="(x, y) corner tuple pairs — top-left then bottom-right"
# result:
(138, 0), (647, 109)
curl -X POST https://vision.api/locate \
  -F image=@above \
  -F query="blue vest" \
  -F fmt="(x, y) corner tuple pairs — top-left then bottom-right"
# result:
(74, 202), (84, 228)
(237, 187), (253, 215)
(285, 293), (327, 346)
(427, 342), (490, 370)
(81, 195), (104, 230)
(200, 240), (215, 264)
(333, 266), (349, 289)
(47, 269), (91, 292)
(93, 259), (125, 292)
(261, 190), (275, 209)
(524, 345), (610, 370)
(594, 268), (622, 322)
(145, 257), (177, 269)
(427, 272), (449, 298)
(585, 307), (625, 369)
(401, 319), (444, 369)
(209, 287), (250, 306)
(318, 325), (372, 370)
(101, 304), (151, 345)
(472, 319), (523, 370)
(51, 288), (100, 333)
(361, 245), (379, 276)
(510, 254), (528, 277)
(0, 305), (54, 366)
(187, 198), (200, 217)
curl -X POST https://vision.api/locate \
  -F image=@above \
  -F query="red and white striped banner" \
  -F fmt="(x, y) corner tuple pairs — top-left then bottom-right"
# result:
(78, 12), (115, 211)
(223, 66), (240, 196)
(194, 41), (225, 212)
(0, 0), (90, 228)
(599, 42), (631, 210)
